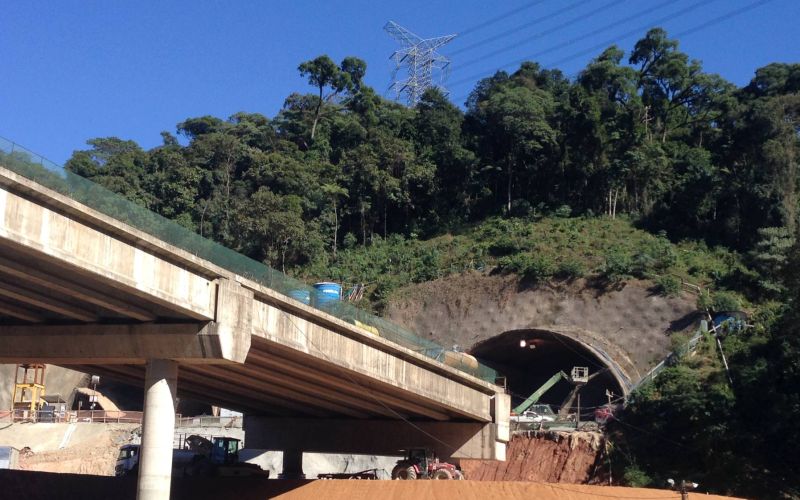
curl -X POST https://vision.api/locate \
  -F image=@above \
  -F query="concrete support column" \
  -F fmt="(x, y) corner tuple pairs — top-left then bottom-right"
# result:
(137, 359), (178, 500)
(280, 449), (305, 479)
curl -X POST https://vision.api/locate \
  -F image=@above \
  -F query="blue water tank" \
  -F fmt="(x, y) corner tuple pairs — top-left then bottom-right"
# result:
(313, 282), (342, 308)
(288, 289), (311, 305)
(713, 311), (746, 333)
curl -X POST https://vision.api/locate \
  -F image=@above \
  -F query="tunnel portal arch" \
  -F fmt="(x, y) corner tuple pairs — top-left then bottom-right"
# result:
(470, 328), (631, 413)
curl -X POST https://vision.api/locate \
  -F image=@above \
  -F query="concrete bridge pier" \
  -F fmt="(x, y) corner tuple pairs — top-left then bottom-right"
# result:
(280, 449), (305, 479)
(137, 359), (178, 500)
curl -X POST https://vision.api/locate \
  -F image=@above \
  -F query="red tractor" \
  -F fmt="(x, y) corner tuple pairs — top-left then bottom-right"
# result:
(391, 448), (464, 480)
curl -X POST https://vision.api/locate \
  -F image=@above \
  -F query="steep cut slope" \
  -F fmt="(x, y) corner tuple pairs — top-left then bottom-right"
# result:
(461, 432), (605, 483)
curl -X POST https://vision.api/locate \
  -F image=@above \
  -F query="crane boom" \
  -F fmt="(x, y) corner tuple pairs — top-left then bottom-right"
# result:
(512, 370), (568, 415)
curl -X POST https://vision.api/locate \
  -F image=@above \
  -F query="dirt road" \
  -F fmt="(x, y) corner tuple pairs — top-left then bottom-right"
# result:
(1, 470), (744, 500)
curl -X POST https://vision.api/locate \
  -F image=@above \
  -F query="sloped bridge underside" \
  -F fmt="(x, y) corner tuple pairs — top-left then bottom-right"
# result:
(0, 165), (509, 499)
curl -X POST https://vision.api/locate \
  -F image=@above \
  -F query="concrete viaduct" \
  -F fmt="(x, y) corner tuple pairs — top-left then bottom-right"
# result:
(0, 165), (509, 499)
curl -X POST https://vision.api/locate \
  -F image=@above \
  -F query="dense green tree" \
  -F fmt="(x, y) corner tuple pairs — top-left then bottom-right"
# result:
(66, 137), (152, 207)
(297, 55), (366, 142)
(467, 65), (558, 213)
(414, 88), (477, 224)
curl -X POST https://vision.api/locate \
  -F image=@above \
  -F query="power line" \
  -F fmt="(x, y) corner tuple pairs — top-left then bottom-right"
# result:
(549, 0), (776, 74)
(448, 0), (763, 104)
(672, 0), (778, 38)
(457, 0), (549, 38)
(454, 0), (628, 69)
(450, 0), (592, 57)
(449, 0), (701, 90)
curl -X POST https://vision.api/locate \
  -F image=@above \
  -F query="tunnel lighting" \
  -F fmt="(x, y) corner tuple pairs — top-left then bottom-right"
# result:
(519, 340), (527, 348)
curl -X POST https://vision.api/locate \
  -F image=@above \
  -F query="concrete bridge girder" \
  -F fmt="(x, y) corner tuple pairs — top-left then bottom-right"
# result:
(0, 163), (511, 498)
(0, 186), (218, 321)
(0, 276), (252, 365)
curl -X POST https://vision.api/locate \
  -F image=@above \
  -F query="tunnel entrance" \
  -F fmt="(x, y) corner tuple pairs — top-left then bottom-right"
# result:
(470, 329), (625, 415)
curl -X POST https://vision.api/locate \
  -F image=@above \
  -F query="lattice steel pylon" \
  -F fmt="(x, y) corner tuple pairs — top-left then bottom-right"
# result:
(384, 21), (457, 105)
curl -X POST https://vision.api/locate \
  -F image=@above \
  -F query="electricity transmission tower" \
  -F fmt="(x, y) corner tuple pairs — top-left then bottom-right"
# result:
(384, 21), (456, 105)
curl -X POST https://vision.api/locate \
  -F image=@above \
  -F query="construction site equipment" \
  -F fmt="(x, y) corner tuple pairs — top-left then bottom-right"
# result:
(391, 448), (464, 480)
(713, 311), (748, 332)
(345, 283), (367, 302)
(510, 366), (619, 431)
(318, 468), (382, 480)
(512, 404), (556, 425)
(512, 371), (568, 415)
(115, 436), (268, 478)
(558, 367), (605, 417)
(570, 366), (589, 384)
(511, 367), (596, 431)
(11, 364), (46, 419)
(594, 406), (615, 425)
(0, 446), (20, 470)
(115, 444), (139, 476)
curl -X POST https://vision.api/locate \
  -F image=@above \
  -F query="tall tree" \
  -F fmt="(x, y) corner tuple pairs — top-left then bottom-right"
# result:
(468, 70), (557, 213)
(297, 55), (366, 142)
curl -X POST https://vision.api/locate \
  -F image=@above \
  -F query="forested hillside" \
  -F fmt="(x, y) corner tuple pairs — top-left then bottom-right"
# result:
(59, 28), (799, 498)
(65, 28), (798, 271)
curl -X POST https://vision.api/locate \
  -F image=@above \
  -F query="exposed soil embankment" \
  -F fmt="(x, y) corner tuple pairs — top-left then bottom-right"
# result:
(0, 422), (139, 475)
(461, 431), (605, 483)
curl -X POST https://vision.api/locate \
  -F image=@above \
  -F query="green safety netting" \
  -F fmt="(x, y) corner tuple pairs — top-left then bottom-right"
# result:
(0, 137), (497, 382)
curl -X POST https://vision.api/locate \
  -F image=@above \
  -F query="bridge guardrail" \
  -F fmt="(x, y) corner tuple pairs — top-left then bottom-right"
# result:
(0, 137), (497, 382)
(628, 328), (705, 395)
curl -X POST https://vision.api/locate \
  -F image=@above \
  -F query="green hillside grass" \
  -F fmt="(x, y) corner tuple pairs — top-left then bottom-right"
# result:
(299, 215), (749, 312)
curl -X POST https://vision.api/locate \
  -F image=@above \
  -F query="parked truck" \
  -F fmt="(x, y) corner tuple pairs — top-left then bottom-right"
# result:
(115, 436), (268, 478)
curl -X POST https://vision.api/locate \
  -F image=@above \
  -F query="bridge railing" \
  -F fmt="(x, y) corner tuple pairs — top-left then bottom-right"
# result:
(628, 328), (705, 395)
(0, 137), (497, 382)
(0, 409), (144, 424)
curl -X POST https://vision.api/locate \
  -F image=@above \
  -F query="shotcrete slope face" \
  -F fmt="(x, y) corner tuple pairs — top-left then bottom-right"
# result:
(386, 273), (701, 409)
(471, 329), (624, 410)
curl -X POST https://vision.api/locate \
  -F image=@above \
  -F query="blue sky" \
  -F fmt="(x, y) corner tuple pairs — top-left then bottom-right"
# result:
(2, 0), (797, 165)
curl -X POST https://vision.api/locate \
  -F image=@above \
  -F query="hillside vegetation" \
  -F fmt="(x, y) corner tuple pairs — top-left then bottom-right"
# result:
(300, 215), (747, 312)
(7, 26), (796, 499)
